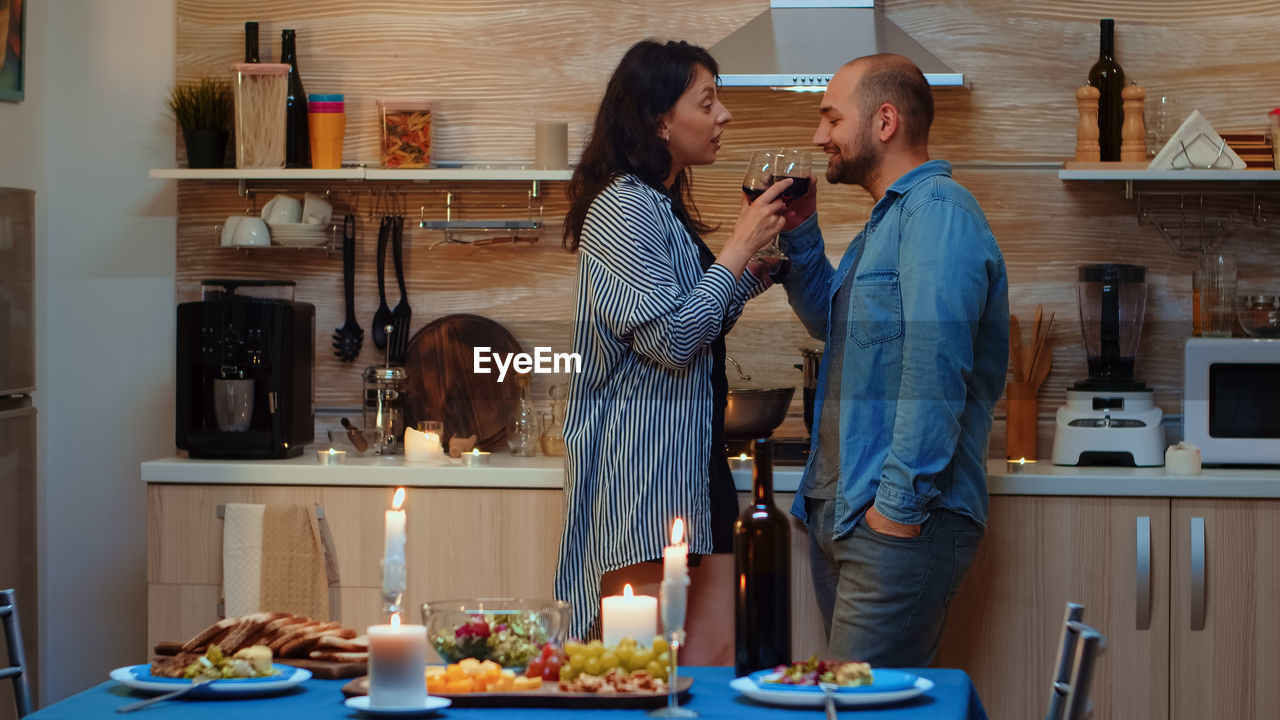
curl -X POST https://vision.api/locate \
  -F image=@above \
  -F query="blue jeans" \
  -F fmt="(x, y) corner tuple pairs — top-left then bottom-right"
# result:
(806, 498), (983, 667)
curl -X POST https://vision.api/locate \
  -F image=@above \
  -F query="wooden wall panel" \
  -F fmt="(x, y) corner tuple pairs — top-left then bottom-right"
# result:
(174, 0), (1280, 459)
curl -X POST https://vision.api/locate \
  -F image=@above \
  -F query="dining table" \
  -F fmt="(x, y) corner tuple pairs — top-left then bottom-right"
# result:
(25, 666), (987, 719)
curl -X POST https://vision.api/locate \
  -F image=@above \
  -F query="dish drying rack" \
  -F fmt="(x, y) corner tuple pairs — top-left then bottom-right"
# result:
(1135, 189), (1278, 255)
(417, 187), (546, 247)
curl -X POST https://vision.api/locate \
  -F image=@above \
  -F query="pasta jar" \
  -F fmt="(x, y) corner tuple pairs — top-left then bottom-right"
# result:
(378, 99), (432, 168)
(232, 63), (290, 169)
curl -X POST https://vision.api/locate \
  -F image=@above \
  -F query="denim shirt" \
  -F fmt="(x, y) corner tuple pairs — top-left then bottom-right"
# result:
(780, 160), (1009, 537)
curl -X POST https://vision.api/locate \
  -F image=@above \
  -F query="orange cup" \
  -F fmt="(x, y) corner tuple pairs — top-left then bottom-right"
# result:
(308, 112), (346, 169)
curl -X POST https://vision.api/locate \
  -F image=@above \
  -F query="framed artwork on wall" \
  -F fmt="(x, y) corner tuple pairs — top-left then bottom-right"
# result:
(0, 0), (24, 103)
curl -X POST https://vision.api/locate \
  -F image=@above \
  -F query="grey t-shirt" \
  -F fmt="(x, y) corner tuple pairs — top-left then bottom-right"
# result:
(807, 278), (851, 500)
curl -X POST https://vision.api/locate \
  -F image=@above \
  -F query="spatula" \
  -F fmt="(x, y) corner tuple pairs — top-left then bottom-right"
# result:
(371, 216), (393, 350)
(389, 215), (412, 364)
(1010, 314), (1024, 382)
(332, 214), (363, 361)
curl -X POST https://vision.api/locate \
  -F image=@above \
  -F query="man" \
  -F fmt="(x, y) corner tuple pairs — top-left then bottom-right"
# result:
(777, 54), (1009, 667)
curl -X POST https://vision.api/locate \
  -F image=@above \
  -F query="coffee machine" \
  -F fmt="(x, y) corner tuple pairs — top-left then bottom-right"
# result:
(1052, 264), (1165, 466)
(176, 279), (315, 459)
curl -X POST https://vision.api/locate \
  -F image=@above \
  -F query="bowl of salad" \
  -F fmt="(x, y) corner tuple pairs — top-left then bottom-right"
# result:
(422, 598), (570, 668)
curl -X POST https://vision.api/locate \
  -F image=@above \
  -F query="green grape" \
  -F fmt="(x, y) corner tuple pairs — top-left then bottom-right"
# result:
(568, 653), (586, 671)
(584, 657), (601, 676)
(585, 640), (604, 658)
(618, 636), (637, 649)
(651, 636), (669, 655)
(564, 640), (585, 656)
(646, 659), (667, 681)
(615, 646), (634, 665)
(657, 651), (670, 666)
(599, 651), (620, 671)
(629, 649), (653, 672)
(560, 665), (578, 682)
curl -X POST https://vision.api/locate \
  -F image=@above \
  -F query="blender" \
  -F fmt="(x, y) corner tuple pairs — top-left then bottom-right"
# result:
(1052, 264), (1165, 466)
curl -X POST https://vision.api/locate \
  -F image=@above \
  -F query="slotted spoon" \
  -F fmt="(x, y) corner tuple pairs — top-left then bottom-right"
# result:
(332, 214), (363, 361)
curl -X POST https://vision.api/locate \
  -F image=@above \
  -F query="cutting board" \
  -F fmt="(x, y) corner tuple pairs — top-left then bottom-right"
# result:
(154, 641), (366, 680)
(403, 314), (523, 451)
(341, 674), (693, 708)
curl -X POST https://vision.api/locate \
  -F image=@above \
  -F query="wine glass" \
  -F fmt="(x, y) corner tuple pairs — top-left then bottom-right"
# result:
(741, 148), (809, 280)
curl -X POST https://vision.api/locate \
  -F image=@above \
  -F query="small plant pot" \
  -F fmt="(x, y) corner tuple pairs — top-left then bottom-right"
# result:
(183, 129), (229, 169)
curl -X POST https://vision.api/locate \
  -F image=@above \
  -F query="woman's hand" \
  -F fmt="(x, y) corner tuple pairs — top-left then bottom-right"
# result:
(716, 178), (791, 276)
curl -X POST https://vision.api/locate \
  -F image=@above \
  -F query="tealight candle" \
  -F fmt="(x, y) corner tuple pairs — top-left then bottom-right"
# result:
(461, 448), (491, 467)
(317, 448), (347, 465)
(1166, 442), (1203, 475)
(1005, 457), (1037, 474)
(728, 452), (753, 472)
(367, 613), (427, 708)
(404, 426), (444, 464)
(601, 583), (657, 647)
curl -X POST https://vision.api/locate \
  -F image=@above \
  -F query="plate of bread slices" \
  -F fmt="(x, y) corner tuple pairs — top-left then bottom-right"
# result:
(152, 611), (370, 679)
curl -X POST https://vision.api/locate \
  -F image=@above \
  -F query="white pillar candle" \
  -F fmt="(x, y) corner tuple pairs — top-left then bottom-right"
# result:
(662, 518), (688, 582)
(1166, 442), (1203, 475)
(660, 518), (690, 633)
(404, 426), (443, 463)
(368, 614), (428, 707)
(601, 583), (657, 647)
(382, 488), (407, 597)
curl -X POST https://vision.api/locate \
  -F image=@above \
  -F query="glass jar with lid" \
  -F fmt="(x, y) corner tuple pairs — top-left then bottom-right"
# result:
(363, 365), (408, 454)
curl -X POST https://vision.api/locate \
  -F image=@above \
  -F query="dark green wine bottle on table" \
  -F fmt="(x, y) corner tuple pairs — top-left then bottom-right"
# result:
(734, 438), (791, 677)
(1089, 18), (1125, 161)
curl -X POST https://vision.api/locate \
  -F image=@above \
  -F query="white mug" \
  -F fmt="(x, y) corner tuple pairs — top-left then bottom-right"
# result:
(221, 216), (244, 247)
(301, 192), (333, 225)
(261, 194), (302, 224)
(232, 216), (271, 247)
(213, 378), (254, 431)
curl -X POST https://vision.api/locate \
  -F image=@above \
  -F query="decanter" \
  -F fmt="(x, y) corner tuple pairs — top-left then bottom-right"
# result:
(507, 372), (539, 456)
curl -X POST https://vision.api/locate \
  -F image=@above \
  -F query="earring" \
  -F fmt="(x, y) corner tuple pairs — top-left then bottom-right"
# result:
(662, 130), (670, 142)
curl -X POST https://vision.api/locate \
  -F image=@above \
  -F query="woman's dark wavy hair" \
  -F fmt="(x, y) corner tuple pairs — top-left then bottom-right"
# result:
(563, 40), (719, 252)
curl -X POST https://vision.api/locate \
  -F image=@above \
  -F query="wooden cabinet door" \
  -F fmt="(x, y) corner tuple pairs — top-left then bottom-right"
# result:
(1170, 499), (1280, 720)
(936, 496), (1170, 720)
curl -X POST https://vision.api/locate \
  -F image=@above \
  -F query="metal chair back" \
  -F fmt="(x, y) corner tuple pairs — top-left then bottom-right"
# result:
(0, 589), (32, 718)
(1045, 602), (1107, 720)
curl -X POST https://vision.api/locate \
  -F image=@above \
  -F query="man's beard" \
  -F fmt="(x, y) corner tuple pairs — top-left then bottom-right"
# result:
(825, 124), (880, 187)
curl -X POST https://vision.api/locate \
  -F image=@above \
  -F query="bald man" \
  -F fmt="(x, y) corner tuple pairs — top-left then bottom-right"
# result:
(776, 54), (1009, 667)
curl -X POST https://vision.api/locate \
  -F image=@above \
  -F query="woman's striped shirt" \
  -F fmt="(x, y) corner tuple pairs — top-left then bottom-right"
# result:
(554, 174), (766, 638)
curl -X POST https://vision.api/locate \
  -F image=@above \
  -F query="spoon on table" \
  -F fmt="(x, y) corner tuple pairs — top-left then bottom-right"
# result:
(818, 681), (839, 720)
(116, 678), (215, 713)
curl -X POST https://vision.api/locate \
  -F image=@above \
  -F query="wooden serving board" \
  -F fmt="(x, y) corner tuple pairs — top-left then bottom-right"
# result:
(341, 675), (693, 709)
(403, 314), (523, 451)
(154, 641), (366, 680)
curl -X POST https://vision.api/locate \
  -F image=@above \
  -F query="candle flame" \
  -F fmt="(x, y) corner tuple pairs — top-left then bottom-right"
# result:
(623, 583), (634, 598)
(738, 453), (749, 461)
(671, 518), (684, 545)
(391, 612), (401, 628)
(392, 487), (406, 510)
(472, 448), (480, 456)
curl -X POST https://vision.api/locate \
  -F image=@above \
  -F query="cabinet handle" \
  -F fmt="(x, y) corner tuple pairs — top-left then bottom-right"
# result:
(1136, 515), (1151, 631)
(1190, 516), (1206, 632)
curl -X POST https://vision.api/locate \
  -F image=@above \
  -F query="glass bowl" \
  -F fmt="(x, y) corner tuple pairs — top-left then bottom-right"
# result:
(422, 598), (570, 668)
(325, 427), (385, 456)
(1237, 296), (1280, 338)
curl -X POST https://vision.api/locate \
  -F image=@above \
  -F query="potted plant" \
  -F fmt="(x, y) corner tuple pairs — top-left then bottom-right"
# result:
(168, 77), (232, 169)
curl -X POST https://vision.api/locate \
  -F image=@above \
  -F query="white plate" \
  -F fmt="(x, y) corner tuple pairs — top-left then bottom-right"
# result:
(729, 669), (934, 708)
(109, 664), (311, 697)
(344, 696), (452, 717)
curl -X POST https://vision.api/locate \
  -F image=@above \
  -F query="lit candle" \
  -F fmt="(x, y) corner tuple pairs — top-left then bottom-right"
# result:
(660, 518), (689, 633)
(382, 488), (407, 598)
(317, 447), (347, 465)
(601, 583), (657, 647)
(367, 613), (428, 708)
(1166, 442), (1203, 475)
(461, 448), (491, 467)
(1005, 457), (1037, 474)
(728, 452), (753, 472)
(404, 426), (443, 463)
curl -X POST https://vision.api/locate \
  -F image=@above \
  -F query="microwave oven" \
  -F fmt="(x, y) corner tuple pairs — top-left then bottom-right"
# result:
(1183, 338), (1280, 465)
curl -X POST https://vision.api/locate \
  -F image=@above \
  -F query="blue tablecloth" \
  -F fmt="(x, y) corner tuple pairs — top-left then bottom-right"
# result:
(28, 667), (987, 719)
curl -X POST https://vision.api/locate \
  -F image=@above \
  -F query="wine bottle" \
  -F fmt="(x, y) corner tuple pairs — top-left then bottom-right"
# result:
(281, 29), (311, 168)
(1088, 18), (1125, 162)
(244, 21), (260, 63)
(734, 438), (791, 677)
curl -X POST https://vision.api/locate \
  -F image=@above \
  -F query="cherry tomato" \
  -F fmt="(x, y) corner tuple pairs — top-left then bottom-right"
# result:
(542, 655), (563, 681)
(526, 658), (545, 678)
(541, 643), (556, 660)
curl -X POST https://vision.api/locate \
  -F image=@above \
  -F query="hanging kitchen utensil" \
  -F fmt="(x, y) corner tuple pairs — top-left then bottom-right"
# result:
(371, 216), (393, 351)
(1009, 314), (1024, 382)
(332, 214), (363, 361)
(389, 215), (412, 364)
(403, 314), (523, 451)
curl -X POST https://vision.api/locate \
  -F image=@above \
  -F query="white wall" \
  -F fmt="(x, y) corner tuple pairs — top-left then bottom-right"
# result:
(27, 0), (176, 705)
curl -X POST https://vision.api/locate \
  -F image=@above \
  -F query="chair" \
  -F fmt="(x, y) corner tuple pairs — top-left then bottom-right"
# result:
(0, 589), (32, 718)
(1045, 602), (1107, 720)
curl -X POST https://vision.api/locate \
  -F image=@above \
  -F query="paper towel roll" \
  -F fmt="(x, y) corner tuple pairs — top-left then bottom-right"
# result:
(535, 122), (568, 169)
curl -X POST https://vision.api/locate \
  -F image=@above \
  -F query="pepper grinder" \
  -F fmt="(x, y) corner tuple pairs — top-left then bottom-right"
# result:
(1121, 83), (1147, 162)
(1075, 84), (1102, 162)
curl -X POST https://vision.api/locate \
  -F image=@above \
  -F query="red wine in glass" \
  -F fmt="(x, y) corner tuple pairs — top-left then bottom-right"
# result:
(773, 148), (812, 204)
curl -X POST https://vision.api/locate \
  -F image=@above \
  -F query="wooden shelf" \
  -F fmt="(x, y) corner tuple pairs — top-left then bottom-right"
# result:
(150, 167), (573, 182)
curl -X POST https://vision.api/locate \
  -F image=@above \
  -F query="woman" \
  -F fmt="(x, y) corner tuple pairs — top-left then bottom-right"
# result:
(554, 39), (792, 659)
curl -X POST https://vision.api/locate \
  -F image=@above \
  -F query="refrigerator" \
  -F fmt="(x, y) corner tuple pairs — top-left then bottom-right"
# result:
(0, 187), (37, 718)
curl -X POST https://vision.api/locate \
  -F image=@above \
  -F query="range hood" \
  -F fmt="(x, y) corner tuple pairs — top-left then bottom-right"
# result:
(710, 0), (964, 90)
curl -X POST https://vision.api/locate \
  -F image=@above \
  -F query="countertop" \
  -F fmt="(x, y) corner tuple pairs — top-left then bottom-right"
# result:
(142, 453), (1280, 498)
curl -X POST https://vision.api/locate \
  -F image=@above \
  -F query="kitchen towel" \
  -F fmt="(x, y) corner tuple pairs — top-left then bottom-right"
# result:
(221, 503), (265, 619)
(259, 504), (331, 620)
